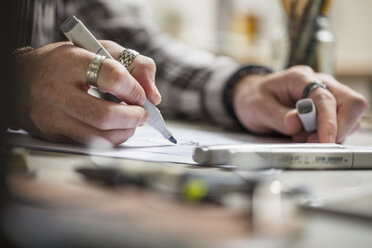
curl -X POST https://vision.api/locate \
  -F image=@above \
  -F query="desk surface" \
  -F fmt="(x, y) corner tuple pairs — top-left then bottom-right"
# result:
(3, 121), (372, 248)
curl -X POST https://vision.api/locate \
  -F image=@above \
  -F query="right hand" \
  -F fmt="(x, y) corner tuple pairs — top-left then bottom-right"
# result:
(10, 41), (161, 146)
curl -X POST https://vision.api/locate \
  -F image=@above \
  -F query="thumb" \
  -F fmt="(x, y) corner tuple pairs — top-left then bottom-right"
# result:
(249, 93), (302, 135)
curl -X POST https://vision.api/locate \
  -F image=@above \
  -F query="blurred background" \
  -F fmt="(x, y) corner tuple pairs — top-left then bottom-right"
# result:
(127, 0), (372, 122)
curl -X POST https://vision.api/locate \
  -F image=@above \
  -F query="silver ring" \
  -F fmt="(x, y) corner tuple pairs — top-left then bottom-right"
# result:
(87, 54), (106, 85)
(117, 48), (140, 69)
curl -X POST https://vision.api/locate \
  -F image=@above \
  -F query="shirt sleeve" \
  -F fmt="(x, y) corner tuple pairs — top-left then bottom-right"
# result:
(61, 0), (242, 129)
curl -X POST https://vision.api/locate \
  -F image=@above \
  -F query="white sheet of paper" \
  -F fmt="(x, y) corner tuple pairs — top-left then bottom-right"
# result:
(6, 124), (287, 165)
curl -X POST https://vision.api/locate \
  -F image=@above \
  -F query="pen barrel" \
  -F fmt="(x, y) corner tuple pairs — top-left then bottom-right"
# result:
(193, 143), (343, 165)
(352, 150), (372, 169)
(61, 16), (112, 59)
(228, 149), (353, 169)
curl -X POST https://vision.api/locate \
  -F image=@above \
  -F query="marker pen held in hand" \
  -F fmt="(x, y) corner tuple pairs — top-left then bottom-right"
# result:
(60, 16), (177, 144)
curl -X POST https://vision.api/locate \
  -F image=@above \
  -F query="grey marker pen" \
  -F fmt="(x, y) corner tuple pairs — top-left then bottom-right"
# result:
(296, 98), (317, 132)
(60, 16), (177, 144)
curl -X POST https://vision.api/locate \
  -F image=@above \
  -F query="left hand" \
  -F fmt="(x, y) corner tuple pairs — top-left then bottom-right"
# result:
(232, 65), (368, 143)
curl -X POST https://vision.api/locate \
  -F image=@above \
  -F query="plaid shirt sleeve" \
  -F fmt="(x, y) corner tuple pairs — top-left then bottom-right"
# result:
(29, 0), (243, 129)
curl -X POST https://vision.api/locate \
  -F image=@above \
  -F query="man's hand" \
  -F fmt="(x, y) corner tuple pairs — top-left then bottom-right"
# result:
(100, 40), (161, 106)
(11, 41), (161, 146)
(233, 65), (368, 143)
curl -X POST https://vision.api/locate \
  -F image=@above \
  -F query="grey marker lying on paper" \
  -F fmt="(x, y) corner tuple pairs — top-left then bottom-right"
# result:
(60, 16), (176, 144)
(193, 143), (342, 165)
(227, 147), (372, 169)
(193, 143), (372, 169)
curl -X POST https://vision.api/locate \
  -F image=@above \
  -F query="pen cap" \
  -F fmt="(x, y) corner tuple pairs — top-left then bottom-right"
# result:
(352, 150), (372, 169)
(192, 146), (209, 165)
(60, 16), (111, 58)
(296, 98), (317, 132)
(60, 16), (78, 33)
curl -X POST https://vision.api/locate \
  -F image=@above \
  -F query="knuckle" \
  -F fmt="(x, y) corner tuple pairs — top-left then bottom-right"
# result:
(317, 73), (334, 82)
(351, 94), (368, 112)
(291, 65), (314, 74)
(135, 56), (156, 72)
(142, 56), (156, 68)
(288, 65), (314, 80)
(107, 66), (124, 83)
(312, 90), (336, 104)
(101, 66), (124, 93)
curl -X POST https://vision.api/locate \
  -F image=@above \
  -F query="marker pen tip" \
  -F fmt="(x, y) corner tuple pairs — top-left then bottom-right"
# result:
(168, 136), (177, 144)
